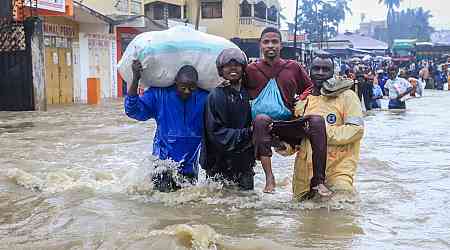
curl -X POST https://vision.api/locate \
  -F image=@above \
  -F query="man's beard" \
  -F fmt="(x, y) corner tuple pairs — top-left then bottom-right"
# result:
(312, 78), (328, 88)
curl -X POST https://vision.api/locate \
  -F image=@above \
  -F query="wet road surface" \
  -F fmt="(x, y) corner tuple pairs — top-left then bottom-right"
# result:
(1, 90), (449, 249)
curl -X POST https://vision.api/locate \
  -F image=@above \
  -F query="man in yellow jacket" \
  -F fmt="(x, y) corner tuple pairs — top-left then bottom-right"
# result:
(278, 52), (364, 200)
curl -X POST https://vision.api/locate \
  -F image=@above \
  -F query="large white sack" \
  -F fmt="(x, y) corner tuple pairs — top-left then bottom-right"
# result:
(117, 26), (240, 90)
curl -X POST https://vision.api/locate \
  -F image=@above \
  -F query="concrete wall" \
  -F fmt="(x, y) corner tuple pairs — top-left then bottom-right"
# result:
(77, 22), (117, 102)
(73, 24), (109, 103)
(81, 0), (144, 16)
(30, 18), (47, 111)
(185, 0), (240, 39)
(176, 0), (277, 39)
(239, 23), (268, 39)
(77, 34), (90, 103)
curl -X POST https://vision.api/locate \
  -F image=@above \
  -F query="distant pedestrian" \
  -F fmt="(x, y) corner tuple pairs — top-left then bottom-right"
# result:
(384, 65), (414, 109)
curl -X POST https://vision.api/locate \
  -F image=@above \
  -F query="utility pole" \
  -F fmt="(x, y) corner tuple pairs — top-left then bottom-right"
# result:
(293, 0), (299, 61)
(195, 0), (201, 30)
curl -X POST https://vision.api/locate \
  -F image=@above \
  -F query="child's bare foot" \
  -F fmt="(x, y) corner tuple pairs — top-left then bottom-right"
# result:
(263, 176), (276, 193)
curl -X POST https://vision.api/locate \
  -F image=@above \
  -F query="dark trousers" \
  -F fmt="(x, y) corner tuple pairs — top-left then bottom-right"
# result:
(206, 169), (254, 190)
(358, 82), (372, 111)
(253, 114), (327, 187)
(204, 149), (255, 191)
(388, 99), (406, 109)
(152, 170), (196, 192)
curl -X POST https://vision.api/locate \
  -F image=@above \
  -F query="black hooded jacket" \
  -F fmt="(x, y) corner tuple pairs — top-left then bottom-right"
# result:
(200, 82), (255, 179)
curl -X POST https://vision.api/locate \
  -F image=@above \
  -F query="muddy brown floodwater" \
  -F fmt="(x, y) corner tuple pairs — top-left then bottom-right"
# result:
(1, 90), (450, 250)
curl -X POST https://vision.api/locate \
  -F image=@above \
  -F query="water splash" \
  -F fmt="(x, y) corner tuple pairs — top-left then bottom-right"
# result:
(126, 223), (302, 250)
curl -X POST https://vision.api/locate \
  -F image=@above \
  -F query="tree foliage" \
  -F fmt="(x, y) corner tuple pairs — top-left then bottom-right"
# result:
(378, 1), (433, 43)
(390, 8), (434, 42)
(379, 0), (401, 44)
(295, 0), (351, 41)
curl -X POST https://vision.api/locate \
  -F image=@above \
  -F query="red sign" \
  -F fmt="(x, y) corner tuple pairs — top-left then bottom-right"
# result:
(288, 34), (308, 42)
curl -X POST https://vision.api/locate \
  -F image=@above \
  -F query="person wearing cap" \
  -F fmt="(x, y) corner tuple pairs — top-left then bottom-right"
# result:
(201, 48), (255, 190)
(125, 61), (209, 192)
(245, 27), (330, 196)
(277, 52), (364, 200)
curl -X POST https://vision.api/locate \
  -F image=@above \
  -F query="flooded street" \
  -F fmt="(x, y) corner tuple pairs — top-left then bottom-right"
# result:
(1, 90), (450, 250)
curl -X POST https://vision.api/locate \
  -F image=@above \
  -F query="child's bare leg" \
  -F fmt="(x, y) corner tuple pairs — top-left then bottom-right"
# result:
(261, 156), (275, 193)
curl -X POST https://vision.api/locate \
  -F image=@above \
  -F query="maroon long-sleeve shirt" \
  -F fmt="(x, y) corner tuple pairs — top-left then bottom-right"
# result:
(245, 58), (313, 111)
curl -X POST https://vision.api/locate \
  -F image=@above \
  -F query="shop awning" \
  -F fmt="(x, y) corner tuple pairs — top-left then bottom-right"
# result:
(72, 1), (114, 24)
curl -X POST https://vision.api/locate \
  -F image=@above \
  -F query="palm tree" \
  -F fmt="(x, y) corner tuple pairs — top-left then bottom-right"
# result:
(379, 0), (402, 44)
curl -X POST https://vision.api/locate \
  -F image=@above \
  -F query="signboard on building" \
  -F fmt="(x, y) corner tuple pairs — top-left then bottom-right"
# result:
(26, 0), (66, 13)
(288, 34), (308, 42)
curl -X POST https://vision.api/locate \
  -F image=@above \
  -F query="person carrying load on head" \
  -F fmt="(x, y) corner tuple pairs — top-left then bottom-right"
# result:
(201, 48), (255, 190)
(277, 51), (365, 200)
(244, 27), (331, 197)
(124, 60), (209, 192)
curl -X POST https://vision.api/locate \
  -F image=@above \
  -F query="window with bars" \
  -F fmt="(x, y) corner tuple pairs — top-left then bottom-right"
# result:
(254, 1), (267, 20)
(168, 4), (181, 19)
(115, 0), (129, 13)
(268, 6), (277, 22)
(240, 0), (251, 17)
(130, 0), (142, 15)
(152, 3), (165, 20)
(201, 1), (222, 19)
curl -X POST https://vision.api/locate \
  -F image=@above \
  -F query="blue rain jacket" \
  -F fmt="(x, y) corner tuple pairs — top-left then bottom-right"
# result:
(124, 86), (209, 177)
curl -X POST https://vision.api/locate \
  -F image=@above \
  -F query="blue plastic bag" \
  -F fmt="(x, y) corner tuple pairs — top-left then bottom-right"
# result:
(251, 78), (292, 120)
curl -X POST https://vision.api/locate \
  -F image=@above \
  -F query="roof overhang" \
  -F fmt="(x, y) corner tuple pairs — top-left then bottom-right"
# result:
(144, 0), (186, 6)
(70, 1), (114, 24)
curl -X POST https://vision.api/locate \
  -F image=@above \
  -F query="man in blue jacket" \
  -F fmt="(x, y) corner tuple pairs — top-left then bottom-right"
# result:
(124, 60), (209, 192)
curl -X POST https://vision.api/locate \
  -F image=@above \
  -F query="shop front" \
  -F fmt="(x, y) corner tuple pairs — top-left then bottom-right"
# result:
(43, 17), (78, 105)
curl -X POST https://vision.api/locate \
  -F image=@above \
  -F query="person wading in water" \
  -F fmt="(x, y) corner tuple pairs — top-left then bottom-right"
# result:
(277, 52), (364, 199)
(125, 61), (208, 192)
(245, 27), (330, 195)
(201, 48), (255, 190)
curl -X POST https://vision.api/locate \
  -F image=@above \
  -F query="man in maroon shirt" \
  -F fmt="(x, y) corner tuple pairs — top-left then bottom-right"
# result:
(245, 27), (331, 197)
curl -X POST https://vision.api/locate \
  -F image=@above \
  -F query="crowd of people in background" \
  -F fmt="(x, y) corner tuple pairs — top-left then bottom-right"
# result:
(337, 56), (450, 110)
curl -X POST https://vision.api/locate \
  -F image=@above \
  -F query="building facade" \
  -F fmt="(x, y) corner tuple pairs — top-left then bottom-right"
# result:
(143, 0), (280, 39)
(358, 20), (388, 43)
(38, 2), (119, 104)
(15, 0), (152, 104)
(80, 0), (144, 16)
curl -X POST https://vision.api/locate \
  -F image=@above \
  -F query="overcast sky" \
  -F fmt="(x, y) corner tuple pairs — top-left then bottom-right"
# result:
(279, 0), (450, 31)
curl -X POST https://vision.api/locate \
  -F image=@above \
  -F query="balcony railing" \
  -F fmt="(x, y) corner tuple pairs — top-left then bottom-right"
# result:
(239, 17), (278, 28)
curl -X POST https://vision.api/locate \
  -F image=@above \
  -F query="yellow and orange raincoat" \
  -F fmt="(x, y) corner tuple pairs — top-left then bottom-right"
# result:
(278, 89), (364, 199)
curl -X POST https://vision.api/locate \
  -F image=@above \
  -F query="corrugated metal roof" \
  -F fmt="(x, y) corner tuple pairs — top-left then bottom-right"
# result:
(431, 30), (450, 45)
(331, 33), (388, 51)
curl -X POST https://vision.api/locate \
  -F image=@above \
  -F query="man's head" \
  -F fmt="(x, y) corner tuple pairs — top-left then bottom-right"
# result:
(260, 27), (282, 61)
(398, 69), (408, 79)
(216, 48), (248, 82)
(175, 65), (198, 101)
(355, 64), (366, 81)
(388, 65), (399, 80)
(310, 51), (334, 88)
